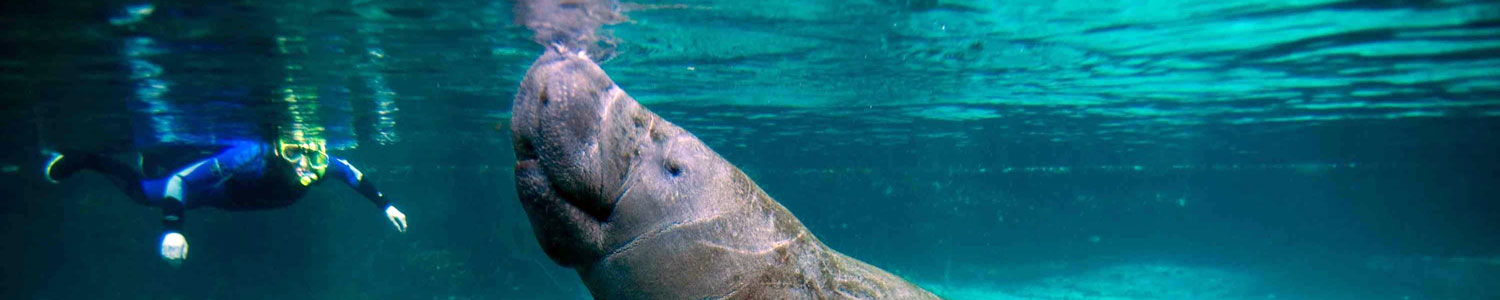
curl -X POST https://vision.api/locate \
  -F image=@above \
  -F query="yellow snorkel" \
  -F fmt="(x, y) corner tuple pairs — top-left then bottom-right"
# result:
(275, 138), (329, 186)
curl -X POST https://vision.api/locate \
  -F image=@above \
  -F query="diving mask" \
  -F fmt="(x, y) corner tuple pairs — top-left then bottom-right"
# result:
(277, 141), (329, 186)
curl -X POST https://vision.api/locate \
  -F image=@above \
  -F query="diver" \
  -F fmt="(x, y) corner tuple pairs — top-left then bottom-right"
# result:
(42, 138), (409, 266)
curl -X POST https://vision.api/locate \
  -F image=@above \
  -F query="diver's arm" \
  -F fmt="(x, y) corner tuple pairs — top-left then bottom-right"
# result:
(149, 159), (216, 266)
(147, 159), (217, 267)
(327, 157), (408, 232)
(145, 143), (256, 266)
(327, 157), (389, 207)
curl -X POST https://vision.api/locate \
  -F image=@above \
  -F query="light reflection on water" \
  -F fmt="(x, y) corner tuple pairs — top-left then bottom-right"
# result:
(20, 0), (1490, 158)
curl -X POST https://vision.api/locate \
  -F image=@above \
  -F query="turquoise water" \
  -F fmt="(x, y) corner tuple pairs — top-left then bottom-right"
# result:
(3, 0), (1498, 299)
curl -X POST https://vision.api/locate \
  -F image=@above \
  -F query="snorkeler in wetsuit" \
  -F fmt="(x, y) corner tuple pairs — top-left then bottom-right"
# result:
(42, 139), (409, 266)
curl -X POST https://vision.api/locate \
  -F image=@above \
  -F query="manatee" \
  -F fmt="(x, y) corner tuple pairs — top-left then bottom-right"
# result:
(509, 47), (941, 299)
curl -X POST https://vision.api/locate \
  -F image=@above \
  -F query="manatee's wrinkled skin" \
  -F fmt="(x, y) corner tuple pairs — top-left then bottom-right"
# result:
(510, 49), (941, 300)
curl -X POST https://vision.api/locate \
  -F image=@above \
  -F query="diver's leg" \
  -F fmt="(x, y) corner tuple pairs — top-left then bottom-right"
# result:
(45, 152), (151, 205)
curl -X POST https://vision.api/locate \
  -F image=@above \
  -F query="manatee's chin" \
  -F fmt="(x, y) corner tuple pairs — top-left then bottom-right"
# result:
(512, 157), (609, 268)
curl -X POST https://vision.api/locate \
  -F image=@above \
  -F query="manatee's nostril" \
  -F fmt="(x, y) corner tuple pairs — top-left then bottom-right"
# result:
(515, 136), (538, 160)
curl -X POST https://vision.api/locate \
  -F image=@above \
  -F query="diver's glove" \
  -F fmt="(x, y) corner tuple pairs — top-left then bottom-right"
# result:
(160, 231), (188, 267)
(385, 205), (408, 233)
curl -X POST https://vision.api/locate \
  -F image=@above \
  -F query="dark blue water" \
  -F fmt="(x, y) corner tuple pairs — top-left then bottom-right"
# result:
(3, 0), (1498, 299)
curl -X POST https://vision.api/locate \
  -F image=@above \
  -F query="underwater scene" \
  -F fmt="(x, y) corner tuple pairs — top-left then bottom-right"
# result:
(3, 0), (1498, 299)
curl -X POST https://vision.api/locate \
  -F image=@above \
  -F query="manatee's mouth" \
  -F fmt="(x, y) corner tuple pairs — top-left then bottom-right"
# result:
(513, 154), (624, 223)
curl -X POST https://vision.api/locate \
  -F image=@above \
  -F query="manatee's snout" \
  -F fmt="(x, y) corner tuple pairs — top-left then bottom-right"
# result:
(511, 49), (642, 267)
(513, 50), (621, 214)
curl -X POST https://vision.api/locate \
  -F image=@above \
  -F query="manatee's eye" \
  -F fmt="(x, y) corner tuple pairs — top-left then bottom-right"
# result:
(664, 159), (682, 177)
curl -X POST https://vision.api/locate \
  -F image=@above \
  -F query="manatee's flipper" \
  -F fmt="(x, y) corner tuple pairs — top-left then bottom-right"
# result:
(510, 49), (940, 299)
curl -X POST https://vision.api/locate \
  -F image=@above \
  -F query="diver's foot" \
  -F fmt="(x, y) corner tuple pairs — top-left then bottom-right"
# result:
(42, 151), (83, 184)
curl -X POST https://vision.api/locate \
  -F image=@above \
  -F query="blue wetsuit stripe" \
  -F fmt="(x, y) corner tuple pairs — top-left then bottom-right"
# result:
(328, 157), (391, 208)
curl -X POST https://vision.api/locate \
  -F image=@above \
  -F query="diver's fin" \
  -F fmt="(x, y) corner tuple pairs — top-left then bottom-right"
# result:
(43, 150), (77, 184)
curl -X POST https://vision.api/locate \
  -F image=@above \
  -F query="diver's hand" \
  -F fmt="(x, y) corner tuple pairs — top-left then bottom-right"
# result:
(385, 205), (408, 233)
(160, 232), (188, 267)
